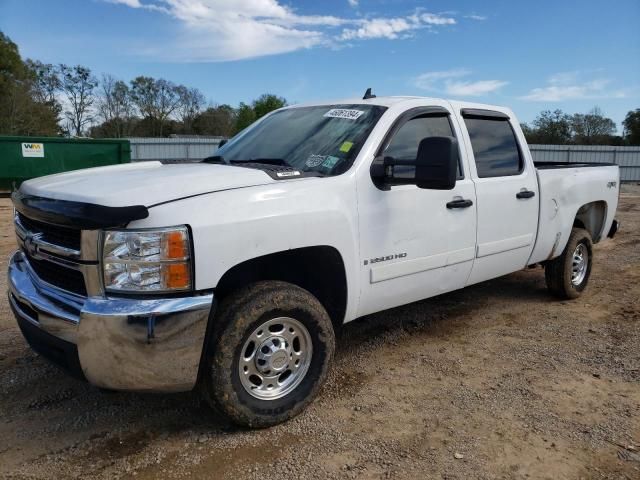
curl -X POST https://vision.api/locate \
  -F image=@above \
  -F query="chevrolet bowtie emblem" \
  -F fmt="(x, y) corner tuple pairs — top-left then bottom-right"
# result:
(24, 232), (43, 257)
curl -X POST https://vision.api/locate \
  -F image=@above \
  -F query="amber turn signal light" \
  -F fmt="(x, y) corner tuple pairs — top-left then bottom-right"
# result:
(163, 263), (191, 289)
(164, 230), (189, 259)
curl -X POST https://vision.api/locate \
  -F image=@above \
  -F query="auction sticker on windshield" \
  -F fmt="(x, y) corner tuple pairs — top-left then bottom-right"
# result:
(306, 155), (327, 168)
(323, 109), (365, 120)
(339, 141), (354, 153)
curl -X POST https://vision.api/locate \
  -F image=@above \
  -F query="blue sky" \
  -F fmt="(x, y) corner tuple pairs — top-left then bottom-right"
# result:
(1, 0), (639, 130)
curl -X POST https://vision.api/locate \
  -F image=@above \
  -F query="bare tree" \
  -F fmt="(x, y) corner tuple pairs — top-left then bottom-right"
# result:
(154, 79), (181, 136)
(130, 76), (181, 136)
(175, 85), (206, 133)
(129, 76), (156, 119)
(59, 64), (97, 136)
(97, 74), (134, 137)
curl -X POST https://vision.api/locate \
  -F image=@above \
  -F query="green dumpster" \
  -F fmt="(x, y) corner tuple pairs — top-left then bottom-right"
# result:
(0, 136), (131, 191)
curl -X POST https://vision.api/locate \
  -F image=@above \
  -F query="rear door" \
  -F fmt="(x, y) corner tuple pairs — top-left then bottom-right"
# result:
(456, 108), (539, 285)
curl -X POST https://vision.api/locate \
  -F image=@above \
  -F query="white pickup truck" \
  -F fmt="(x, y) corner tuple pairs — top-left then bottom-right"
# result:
(8, 94), (620, 427)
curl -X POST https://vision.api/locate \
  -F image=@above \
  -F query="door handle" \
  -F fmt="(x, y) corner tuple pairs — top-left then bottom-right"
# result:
(446, 198), (473, 209)
(516, 190), (536, 199)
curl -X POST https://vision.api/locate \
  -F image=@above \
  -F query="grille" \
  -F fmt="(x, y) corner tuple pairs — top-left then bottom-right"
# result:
(18, 213), (81, 251)
(26, 256), (87, 296)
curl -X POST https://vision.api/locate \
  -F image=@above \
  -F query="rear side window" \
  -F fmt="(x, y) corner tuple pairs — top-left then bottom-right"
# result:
(464, 117), (523, 177)
(385, 114), (463, 179)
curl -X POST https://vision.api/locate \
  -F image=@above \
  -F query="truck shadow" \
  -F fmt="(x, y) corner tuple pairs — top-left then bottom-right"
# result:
(337, 267), (554, 347)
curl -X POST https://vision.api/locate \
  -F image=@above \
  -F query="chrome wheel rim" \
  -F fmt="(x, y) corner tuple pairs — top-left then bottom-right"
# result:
(238, 317), (313, 400)
(571, 243), (588, 286)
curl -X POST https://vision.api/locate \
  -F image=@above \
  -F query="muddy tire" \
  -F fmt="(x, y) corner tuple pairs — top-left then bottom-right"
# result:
(545, 228), (593, 299)
(201, 281), (335, 428)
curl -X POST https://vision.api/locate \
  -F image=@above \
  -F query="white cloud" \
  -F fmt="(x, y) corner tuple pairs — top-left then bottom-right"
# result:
(340, 12), (455, 40)
(419, 13), (456, 25)
(520, 71), (626, 101)
(341, 17), (414, 40)
(104, 0), (458, 61)
(347, 0), (358, 7)
(446, 79), (508, 96)
(106, 0), (167, 12)
(414, 69), (469, 89)
(107, 0), (143, 6)
(413, 69), (507, 97)
(465, 14), (487, 21)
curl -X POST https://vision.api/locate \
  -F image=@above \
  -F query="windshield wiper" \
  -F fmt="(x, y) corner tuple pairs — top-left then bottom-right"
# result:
(230, 158), (291, 167)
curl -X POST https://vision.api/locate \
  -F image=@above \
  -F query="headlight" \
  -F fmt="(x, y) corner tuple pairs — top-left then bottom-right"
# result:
(102, 226), (192, 293)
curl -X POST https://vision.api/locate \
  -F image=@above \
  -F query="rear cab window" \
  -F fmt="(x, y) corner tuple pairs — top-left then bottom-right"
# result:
(462, 110), (523, 178)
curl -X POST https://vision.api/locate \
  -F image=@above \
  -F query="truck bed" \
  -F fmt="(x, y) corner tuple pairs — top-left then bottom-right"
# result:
(528, 163), (620, 265)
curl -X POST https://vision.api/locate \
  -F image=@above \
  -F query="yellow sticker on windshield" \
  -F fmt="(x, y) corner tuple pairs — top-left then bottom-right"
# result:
(339, 141), (354, 153)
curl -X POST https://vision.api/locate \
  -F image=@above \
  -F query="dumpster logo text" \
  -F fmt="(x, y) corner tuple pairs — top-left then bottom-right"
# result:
(21, 143), (44, 158)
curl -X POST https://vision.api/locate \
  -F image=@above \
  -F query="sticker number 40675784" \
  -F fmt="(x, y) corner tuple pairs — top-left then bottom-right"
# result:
(323, 109), (364, 120)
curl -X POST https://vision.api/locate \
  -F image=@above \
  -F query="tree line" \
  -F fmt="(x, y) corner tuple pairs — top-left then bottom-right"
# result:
(88, 75), (285, 138)
(0, 31), (286, 138)
(2, 31), (639, 144)
(521, 107), (640, 146)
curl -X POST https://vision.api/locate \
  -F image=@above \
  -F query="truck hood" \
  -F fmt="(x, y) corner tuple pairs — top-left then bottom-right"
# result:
(19, 161), (276, 208)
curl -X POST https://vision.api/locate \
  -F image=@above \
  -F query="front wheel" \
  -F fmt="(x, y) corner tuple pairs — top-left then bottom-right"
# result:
(545, 227), (593, 299)
(201, 281), (335, 428)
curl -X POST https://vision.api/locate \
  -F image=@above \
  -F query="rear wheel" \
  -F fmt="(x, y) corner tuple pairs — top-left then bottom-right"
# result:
(545, 227), (593, 299)
(202, 281), (335, 428)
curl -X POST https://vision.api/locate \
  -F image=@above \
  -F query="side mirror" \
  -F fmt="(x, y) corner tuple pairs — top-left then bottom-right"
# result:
(218, 138), (228, 148)
(414, 136), (458, 190)
(370, 136), (458, 190)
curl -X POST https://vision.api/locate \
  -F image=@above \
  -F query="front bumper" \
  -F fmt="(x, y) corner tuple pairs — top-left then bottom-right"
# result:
(8, 250), (215, 392)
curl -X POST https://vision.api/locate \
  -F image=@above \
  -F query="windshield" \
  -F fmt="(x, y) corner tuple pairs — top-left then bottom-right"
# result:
(212, 104), (387, 176)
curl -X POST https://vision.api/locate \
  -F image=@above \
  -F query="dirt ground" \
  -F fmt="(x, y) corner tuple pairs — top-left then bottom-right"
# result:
(0, 186), (638, 480)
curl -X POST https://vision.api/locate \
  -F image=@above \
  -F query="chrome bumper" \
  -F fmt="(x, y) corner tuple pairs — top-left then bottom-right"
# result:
(8, 250), (214, 392)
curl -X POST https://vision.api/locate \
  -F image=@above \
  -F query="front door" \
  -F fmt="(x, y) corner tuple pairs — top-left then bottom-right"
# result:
(356, 106), (477, 318)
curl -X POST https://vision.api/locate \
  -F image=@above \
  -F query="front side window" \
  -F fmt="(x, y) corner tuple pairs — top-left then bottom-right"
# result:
(384, 114), (463, 179)
(464, 117), (523, 177)
(212, 104), (387, 176)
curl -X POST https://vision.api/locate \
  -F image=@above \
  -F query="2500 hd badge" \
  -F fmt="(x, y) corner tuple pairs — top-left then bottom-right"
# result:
(364, 252), (407, 265)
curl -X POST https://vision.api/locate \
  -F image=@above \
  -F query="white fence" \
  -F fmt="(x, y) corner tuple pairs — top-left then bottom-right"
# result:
(127, 138), (640, 181)
(529, 145), (640, 182)
(128, 137), (223, 163)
